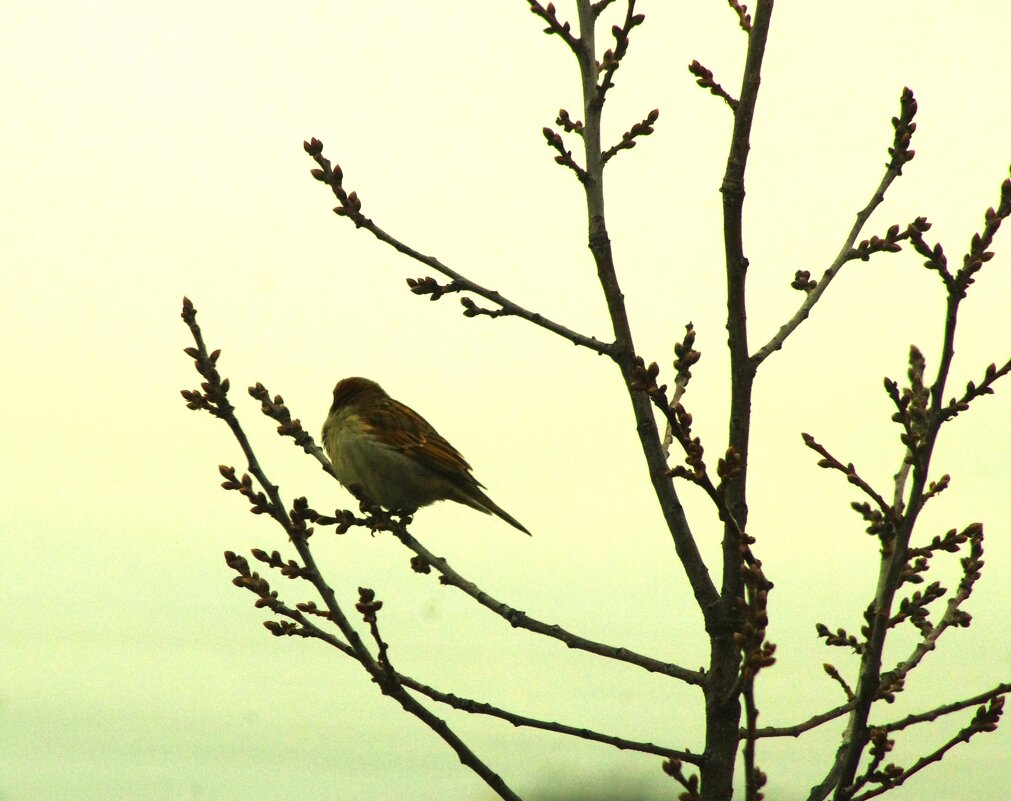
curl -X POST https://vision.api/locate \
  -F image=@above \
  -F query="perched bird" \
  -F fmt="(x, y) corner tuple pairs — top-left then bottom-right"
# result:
(322, 377), (530, 535)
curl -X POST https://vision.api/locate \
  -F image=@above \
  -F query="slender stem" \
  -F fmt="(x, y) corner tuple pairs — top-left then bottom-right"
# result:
(754, 702), (853, 739)
(398, 675), (703, 764)
(274, 587), (705, 764)
(751, 165), (903, 366)
(358, 217), (614, 356)
(388, 523), (704, 685)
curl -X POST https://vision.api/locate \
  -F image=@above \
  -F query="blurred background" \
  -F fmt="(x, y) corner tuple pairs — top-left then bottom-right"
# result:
(2, 2), (1009, 799)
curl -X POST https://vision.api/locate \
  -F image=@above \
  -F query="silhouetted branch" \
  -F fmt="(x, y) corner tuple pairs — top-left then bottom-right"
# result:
(850, 696), (1005, 800)
(542, 124), (588, 180)
(380, 512), (705, 686)
(602, 108), (660, 163)
(596, 0), (645, 102)
(752, 89), (920, 367)
(801, 433), (893, 515)
(528, 0), (580, 51)
(881, 683), (1011, 733)
(688, 60), (739, 110)
(304, 139), (613, 357)
(398, 675), (703, 764)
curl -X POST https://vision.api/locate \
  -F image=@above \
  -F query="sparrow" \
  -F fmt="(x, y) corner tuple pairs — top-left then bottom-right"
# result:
(322, 377), (531, 535)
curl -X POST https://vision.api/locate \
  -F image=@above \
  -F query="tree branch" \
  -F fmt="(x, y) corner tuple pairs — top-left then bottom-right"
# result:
(752, 89), (919, 367)
(304, 139), (614, 357)
(398, 674), (703, 764)
(252, 571), (706, 765)
(383, 513), (705, 685)
(850, 696), (1005, 800)
(881, 683), (1011, 733)
(755, 702), (853, 739)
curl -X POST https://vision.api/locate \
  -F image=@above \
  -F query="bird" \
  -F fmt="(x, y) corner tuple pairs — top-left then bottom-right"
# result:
(321, 377), (531, 535)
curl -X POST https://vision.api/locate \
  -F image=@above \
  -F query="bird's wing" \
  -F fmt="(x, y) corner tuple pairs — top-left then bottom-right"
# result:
(360, 399), (477, 479)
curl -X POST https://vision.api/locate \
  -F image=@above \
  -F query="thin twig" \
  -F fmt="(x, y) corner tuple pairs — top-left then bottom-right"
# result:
(754, 702), (853, 739)
(398, 675), (703, 764)
(260, 585), (702, 763)
(881, 683), (1011, 733)
(386, 518), (705, 686)
(304, 140), (614, 357)
(752, 89), (919, 367)
(850, 697), (1005, 800)
(801, 433), (893, 515)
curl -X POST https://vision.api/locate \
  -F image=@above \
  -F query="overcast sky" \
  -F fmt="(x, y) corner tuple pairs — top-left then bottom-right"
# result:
(3, 2), (1009, 800)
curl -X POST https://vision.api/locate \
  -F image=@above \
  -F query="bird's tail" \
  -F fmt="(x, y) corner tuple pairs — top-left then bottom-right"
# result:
(461, 486), (532, 536)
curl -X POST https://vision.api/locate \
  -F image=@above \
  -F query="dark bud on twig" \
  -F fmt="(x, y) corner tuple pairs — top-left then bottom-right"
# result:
(662, 757), (700, 799)
(527, 2), (579, 50)
(602, 109), (660, 164)
(356, 587), (383, 623)
(727, 0), (752, 33)
(887, 87), (918, 172)
(410, 554), (432, 574)
(263, 620), (300, 637)
(406, 276), (461, 301)
(791, 270), (817, 292)
(556, 108), (584, 134)
(849, 224), (908, 262)
(687, 60), (739, 110)
(716, 447), (742, 480)
(460, 296), (506, 319)
(542, 126), (588, 181)
(815, 623), (864, 653)
(629, 357), (667, 396)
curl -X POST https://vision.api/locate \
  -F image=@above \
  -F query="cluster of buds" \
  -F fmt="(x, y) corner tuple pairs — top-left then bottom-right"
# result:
(305, 138), (364, 222)
(887, 87), (918, 172)
(249, 383), (314, 453)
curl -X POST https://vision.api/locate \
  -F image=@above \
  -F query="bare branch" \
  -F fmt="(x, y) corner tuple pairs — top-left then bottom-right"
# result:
(254, 579), (704, 764)
(596, 0), (646, 103)
(755, 702), (853, 739)
(527, 1), (581, 51)
(398, 675), (702, 764)
(384, 515), (706, 685)
(304, 139), (613, 357)
(939, 356), (1011, 422)
(591, 0), (618, 17)
(752, 89), (919, 367)
(887, 525), (983, 680)
(881, 683), (1011, 733)
(570, 0), (720, 619)
(602, 108), (660, 164)
(850, 697), (1005, 800)
(688, 60), (739, 110)
(543, 125), (589, 180)
(801, 433), (894, 515)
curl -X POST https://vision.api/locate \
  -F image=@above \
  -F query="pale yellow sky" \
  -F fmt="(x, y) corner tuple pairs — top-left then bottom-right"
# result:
(2, 2), (1009, 800)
